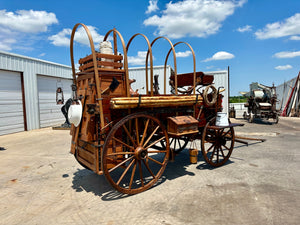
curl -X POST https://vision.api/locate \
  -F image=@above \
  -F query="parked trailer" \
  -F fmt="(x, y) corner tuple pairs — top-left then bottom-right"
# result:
(68, 23), (242, 194)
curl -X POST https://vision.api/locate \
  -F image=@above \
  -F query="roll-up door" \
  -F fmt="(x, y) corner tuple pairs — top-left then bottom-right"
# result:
(37, 75), (72, 128)
(0, 70), (25, 135)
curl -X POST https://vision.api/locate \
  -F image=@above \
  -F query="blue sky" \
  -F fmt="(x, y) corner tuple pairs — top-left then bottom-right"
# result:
(0, 0), (299, 96)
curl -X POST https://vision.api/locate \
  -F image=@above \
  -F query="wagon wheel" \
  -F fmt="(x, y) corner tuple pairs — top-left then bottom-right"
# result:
(201, 117), (235, 167)
(160, 136), (190, 154)
(102, 113), (170, 195)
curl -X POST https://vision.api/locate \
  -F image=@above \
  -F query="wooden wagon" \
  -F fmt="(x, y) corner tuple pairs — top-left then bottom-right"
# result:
(69, 23), (241, 194)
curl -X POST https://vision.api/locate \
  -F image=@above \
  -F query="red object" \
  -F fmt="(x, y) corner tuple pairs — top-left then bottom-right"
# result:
(281, 71), (300, 116)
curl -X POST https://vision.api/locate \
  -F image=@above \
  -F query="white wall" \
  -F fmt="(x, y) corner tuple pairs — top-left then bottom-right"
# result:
(129, 65), (172, 95)
(0, 51), (72, 131)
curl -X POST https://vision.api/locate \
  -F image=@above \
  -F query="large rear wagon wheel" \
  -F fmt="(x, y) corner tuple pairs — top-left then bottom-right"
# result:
(201, 117), (235, 167)
(102, 113), (169, 195)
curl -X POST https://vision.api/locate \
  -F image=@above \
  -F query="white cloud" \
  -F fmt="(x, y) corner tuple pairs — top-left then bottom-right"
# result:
(128, 51), (151, 66)
(49, 26), (106, 47)
(273, 51), (300, 58)
(290, 35), (300, 41)
(144, 0), (246, 39)
(237, 25), (252, 32)
(146, 0), (159, 14)
(128, 51), (158, 66)
(203, 51), (235, 62)
(0, 9), (58, 51)
(0, 38), (16, 51)
(0, 9), (58, 33)
(255, 13), (300, 39)
(176, 50), (192, 57)
(275, 65), (293, 70)
(48, 28), (71, 46)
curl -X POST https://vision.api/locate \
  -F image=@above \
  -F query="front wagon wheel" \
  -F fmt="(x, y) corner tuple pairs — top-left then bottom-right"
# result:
(201, 117), (235, 167)
(101, 113), (169, 195)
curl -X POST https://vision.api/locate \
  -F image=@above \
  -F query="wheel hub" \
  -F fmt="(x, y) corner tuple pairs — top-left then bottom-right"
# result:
(220, 137), (226, 146)
(215, 136), (226, 147)
(135, 146), (148, 160)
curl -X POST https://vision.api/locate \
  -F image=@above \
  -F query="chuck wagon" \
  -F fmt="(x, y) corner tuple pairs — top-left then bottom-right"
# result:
(69, 23), (241, 194)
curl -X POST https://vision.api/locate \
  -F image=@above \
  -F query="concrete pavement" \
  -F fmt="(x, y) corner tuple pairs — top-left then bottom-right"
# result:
(0, 117), (299, 225)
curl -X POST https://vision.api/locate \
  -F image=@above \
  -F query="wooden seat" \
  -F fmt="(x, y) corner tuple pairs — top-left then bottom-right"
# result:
(169, 71), (214, 87)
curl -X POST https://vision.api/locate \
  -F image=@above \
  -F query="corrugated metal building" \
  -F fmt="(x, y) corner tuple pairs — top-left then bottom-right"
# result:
(0, 51), (73, 135)
(129, 65), (173, 94)
(129, 66), (229, 113)
(276, 75), (300, 115)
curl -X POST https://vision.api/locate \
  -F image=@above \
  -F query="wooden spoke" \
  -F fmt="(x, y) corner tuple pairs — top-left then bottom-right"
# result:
(107, 151), (134, 156)
(161, 136), (190, 154)
(147, 156), (163, 166)
(147, 150), (167, 153)
(143, 125), (160, 148)
(173, 138), (177, 150)
(220, 147), (226, 158)
(122, 124), (137, 147)
(129, 160), (137, 190)
(221, 129), (232, 138)
(170, 138), (175, 145)
(108, 156), (134, 173)
(210, 146), (217, 161)
(112, 137), (135, 151)
(116, 158), (135, 185)
(177, 140), (182, 150)
(207, 129), (216, 136)
(138, 160), (144, 187)
(140, 118), (150, 146)
(204, 138), (215, 144)
(205, 143), (215, 153)
(144, 136), (165, 150)
(142, 159), (156, 178)
(135, 117), (139, 145)
(223, 144), (231, 151)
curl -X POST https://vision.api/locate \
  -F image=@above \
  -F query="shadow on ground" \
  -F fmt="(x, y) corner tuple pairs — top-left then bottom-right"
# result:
(70, 148), (238, 200)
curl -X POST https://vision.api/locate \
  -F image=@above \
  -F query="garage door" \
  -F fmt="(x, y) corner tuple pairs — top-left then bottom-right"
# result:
(0, 70), (25, 135)
(38, 75), (73, 128)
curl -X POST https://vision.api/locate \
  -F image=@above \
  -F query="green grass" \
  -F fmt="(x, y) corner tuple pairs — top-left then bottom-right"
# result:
(229, 96), (247, 103)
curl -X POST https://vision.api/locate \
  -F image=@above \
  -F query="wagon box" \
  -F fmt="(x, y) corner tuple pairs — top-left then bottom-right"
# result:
(68, 23), (239, 195)
(167, 116), (198, 136)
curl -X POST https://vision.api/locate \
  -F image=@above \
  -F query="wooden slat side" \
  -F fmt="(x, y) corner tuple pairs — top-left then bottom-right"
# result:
(79, 53), (123, 64)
